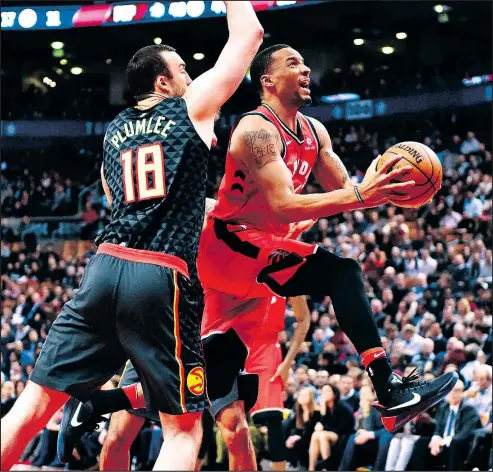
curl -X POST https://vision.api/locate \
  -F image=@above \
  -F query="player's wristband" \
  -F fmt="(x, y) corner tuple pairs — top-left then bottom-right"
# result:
(354, 186), (364, 204)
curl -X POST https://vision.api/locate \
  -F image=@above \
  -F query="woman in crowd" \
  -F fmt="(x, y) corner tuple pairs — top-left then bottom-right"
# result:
(284, 387), (320, 468)
(308, 384), (354, 471)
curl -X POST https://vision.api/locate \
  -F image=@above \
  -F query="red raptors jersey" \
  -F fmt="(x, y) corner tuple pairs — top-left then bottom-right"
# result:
(258, 296), (287, 342)
(210, 103), (320, 237)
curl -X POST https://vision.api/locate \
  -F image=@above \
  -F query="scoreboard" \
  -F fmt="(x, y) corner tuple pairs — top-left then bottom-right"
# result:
(1, 0), (325, 30)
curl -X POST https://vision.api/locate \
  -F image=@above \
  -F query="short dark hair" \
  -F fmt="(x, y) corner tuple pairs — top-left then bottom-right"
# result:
(126, 44), (176, 99)
(250, 44), (290, 97)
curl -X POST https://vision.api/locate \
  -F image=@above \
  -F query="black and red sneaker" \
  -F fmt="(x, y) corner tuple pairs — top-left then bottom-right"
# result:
(372, 368), (458, 433)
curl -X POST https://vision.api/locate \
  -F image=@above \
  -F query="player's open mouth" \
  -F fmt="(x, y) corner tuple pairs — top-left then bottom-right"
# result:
(299, 78), (311, 93)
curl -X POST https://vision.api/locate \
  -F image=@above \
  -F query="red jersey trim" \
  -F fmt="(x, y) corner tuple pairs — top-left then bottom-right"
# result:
(97, 243), (189, 278)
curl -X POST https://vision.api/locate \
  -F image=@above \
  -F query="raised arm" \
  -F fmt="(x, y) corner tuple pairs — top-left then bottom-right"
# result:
(185, 1), (263, 125)
(231, 115), (416, 223)
(309, 117), (352, 192)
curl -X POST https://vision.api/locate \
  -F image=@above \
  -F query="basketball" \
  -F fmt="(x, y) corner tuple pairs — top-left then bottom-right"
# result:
(377, 141), (443, 208)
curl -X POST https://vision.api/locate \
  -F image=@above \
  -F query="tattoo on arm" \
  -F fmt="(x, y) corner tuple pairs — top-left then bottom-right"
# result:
(243, 129), (280, 169)
(325, 149), (349, 185)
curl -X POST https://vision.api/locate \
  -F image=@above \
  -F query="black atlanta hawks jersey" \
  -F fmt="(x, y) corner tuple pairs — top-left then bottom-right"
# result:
(96, 97), (209, 271)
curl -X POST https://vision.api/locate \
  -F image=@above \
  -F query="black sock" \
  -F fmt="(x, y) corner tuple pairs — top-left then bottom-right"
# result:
(78, 388), (132, 422)
(366, 357), (394, 404)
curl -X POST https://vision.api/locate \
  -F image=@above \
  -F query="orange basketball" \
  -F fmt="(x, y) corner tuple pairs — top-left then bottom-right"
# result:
(377, 141), (443, 208)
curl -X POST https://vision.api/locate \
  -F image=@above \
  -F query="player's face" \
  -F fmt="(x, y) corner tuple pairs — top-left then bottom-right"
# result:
(266, 47), (311, 107)
(158, 51), (192, 98)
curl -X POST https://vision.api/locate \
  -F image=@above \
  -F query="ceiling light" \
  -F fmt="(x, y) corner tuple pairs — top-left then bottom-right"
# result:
(50, 82), (56, 88)
(153, 37), (162, 44)
(51, 41), (64, 49)
(193, 52), (205, 60)
(396, 32), (407, 39)
(55, 68), (63, 75)
(43, 77), (50, 84)
(434, 4), (444, 13)
(70, 67), (83, 75)
(60, 59), (67, 65)
(381, 46), (394, 55)
(353, 38), (364, 46)
(438, 12), (449, 23)
(106, 58), (112, 65)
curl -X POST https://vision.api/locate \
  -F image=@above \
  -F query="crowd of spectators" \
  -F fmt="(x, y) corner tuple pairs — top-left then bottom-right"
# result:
(1, 119), (491, 470)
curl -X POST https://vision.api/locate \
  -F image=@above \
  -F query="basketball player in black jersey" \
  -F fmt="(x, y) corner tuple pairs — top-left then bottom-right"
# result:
(0, 3), (263, 470)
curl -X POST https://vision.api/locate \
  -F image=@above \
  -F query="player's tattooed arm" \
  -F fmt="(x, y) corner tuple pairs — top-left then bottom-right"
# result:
(308, 117), (352, 192)
(230, 115), (368, 222)
(242, 128), (282, 170)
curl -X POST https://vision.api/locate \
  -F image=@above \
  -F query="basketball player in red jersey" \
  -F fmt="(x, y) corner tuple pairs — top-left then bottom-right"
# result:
(198, 44), (458, 470)
(247, 295), (310, 471)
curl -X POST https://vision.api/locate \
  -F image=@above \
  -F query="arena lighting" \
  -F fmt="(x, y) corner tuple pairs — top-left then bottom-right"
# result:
(353, 38), (364, 46)
(381, 46), (394, 55)
(462, 74), (492, 87)
(186, 0), (205, 18)
(60, 58), (68, 65)
(50, 41), (64, 49)
(50, 81), (56, 88)
(438, 12), (449, 23)
(149, 2), (166, 18)
(70, 66), (83, 75)
(321, 93), (360, 104)
(434, 4), (444, 13)
(42, 77), (51, 84)
(396, 32), (407, 39)
(18, 8), (37, 28)
(153, 37), (162, 44)
(193, 52), (205, 60)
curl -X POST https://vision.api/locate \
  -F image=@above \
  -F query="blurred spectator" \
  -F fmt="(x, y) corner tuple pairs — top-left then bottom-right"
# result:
(339, 385), (393, 471)
(308, 384), (354, 470)
(401, 324), (425, 357)
(338, 375), (360, 413)
(284, 387), (319, 469)
(460, 132), (481, 155)
(464, 365), (492, 426)
(409, 380), (482, 470)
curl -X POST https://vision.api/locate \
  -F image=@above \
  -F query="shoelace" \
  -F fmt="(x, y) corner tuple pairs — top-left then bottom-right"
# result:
(401, 366), (427, 390)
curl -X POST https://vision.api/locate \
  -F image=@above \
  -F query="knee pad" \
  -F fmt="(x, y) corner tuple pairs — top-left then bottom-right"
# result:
(265, 416), (287, 462)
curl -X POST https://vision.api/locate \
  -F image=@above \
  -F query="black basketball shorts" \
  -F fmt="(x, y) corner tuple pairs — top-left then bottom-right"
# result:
(30, 243), (208, 415)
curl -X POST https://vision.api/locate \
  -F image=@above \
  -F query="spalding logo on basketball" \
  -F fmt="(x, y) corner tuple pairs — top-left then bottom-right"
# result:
(377, 141), (443, 209)
(187, 366), (205, 396)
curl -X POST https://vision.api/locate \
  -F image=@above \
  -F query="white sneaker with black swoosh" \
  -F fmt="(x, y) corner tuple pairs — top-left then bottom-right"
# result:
(371, 368), (458, 432)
